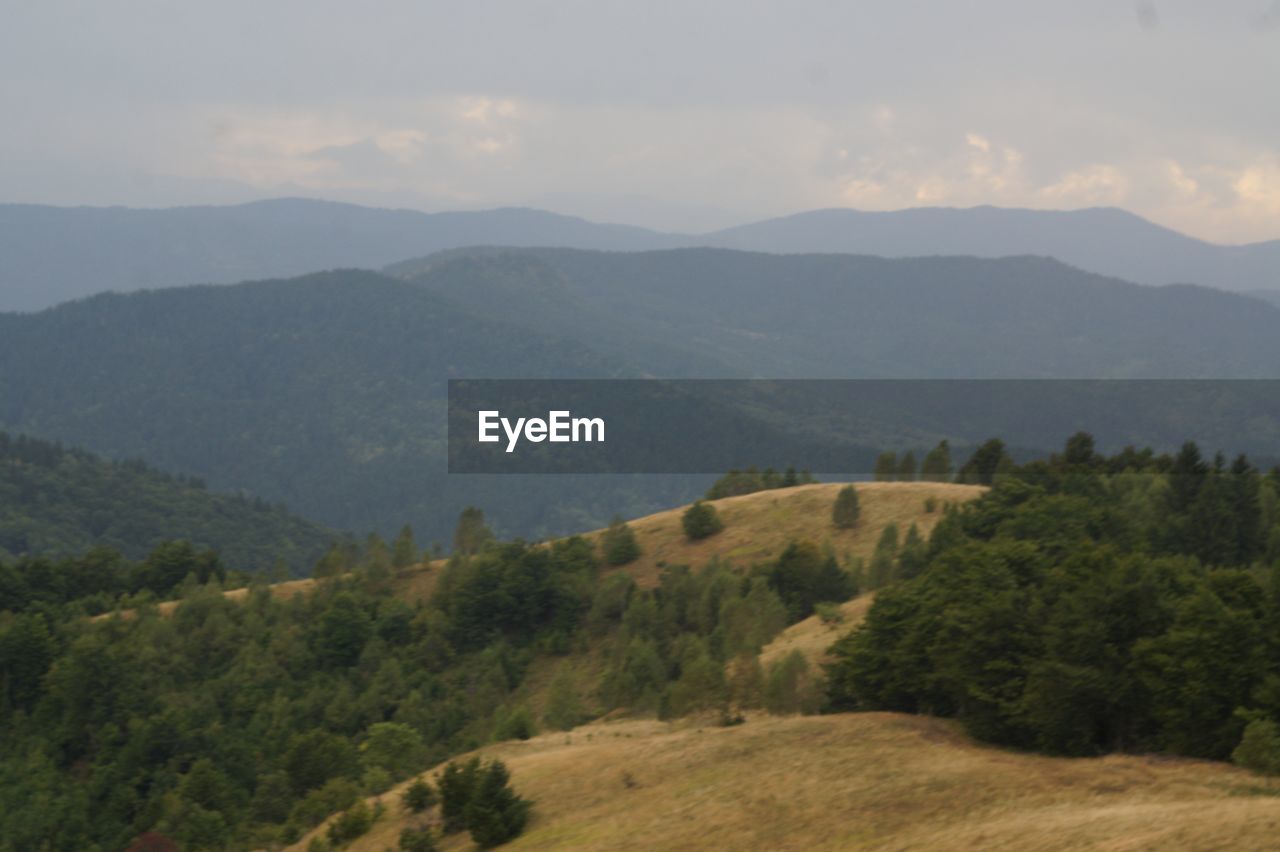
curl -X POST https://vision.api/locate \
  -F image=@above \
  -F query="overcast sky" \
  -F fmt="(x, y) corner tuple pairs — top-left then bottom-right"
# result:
(2, 1), (1278, 240)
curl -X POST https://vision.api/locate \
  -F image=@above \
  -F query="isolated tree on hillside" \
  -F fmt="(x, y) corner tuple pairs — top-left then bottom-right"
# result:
(832, 485), (861, 529)
(601, 516), (641, 565)
(873, 452), (897, 482)
(920, 440), (953, 481)
(682, 501), (724, 541)
(464, 760), (531, 848)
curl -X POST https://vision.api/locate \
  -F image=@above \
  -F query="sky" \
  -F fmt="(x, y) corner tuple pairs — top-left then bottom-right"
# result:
(2, 1), (1278, 240)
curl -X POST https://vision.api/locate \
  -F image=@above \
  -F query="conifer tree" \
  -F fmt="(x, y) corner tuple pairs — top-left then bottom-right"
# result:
(873, 451), (897, 482)
(601, 516), (641, 565)
(832, 485), (861, 529)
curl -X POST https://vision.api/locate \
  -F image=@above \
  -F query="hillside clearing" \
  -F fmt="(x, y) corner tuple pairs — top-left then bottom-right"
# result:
(292, 712), (1280, 851)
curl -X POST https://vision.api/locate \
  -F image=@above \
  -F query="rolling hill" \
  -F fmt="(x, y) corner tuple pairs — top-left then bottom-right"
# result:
(293, 713), (1280, 851)
(5, 250), (1280, 546)
(0, 428), (333, 573)
(0, 199), (676, 312)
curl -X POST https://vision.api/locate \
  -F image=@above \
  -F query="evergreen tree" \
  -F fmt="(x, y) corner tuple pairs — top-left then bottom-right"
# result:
(438, 759), (480, 834)
(403, 777), (437, 813)
(873, 452), (897, 482)
(957, 438), (1009, 485)
(542, 668), (587, 731)
(866, 523), (899, 589)
(463, 760), (531, 849)
(1234, 718), (1280, 776)
(681, 501), (724, 541)
(832, 485), (861, 529)
(897, 452), (917, 482)
(601, 516), (641, 565)
(920, 440), (953, 482)
(898, 523), (927, 580)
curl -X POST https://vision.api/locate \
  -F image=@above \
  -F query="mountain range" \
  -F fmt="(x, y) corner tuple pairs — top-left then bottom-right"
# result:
(3, 247), (1280, 548)
(2, 199), (1278, 312)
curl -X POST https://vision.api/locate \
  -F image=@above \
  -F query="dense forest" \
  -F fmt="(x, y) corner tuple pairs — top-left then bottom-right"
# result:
(0, 429), (335, 574)
(828, 434), (1280, 760)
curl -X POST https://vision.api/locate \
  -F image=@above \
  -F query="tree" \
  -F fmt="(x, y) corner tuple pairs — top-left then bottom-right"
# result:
(832, 485), (861, 529)
(873, 452), (897, 482)
(284, 730), (359, 795)
(464, 760), (531, 849)
(682, 501), (723, 541)
(865, 523), (899, 589)
(316, 593), (371, 667)
(601, 516), (640, 565)
(403, 777), (437, 813)
(399, 826), (438, 851)
(920, 440), (953, 482)
(438, 759), (480, 834)
(392, 524), (417, 568)
(897, 452), (917, 482)
(1234, 717), (1280, 776)
(362, 722), (425, 779)
(957, 438), (1010, 485)
(453, 507), (494, 556)
(898, 523), (927, 580)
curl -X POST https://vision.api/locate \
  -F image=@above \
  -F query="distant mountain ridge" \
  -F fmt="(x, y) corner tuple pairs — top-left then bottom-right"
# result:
(4, 249), (1280, 544)
(2, 199), (1278, 312)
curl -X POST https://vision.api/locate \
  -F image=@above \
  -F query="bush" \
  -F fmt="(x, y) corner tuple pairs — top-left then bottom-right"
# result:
(1234, 718), (1280, 776)
(326, 800), (374, 845)
(494, 705), (536, 741)
(681, 501), (723, 541)
(403, 777), (437, 813)
(399, 826), (438, 851)
(601, 516), (641, 565)
(832, 485), (860, 529)
(814, 602), (844, 625)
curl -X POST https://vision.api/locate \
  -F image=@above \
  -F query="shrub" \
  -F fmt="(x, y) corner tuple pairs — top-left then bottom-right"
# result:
(326, 800), (374, 845)
(601, 516), (641, 565)
(403, 777), (437, 813)
(682, 500), (723, 541)
(1234, 718), (1280, 776)
(399, 826), (438, 851)
(832, 485), (860, 529)
(814, 602), (844, 625)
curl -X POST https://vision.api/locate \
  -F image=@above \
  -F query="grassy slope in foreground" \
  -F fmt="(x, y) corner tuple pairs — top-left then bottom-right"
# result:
(295, 713), (1280, 851)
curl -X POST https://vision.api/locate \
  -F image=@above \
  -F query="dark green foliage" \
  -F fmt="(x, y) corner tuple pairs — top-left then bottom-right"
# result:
(286, 730), (360, 795)
(438, 759), (481, 834)
(494, 705), (536, 741)
(897, 524), (928, 580)
(0, 429), (333, 574)
(766, 541), (856, 621)
(403, 777), (437, 813)
(601, 516), (641, 566)
(681, 501), (723, 541)
(542, 668), (588, 731)
(897, 452), (917, 482)
(864, 523), (899, 590)
(957, 438), (1011, 485)
(920, 440), (953, 482)
(827, 436), (1280, 762)
(1234, 718), (1280, 776)
(706, 466), (815, 500)
(464, 760), (532, 849)
(873, 452), (897, 482)
(327, 800), (374, 845)
(832, 485), (861, 529)
(399, 826), (439, 851)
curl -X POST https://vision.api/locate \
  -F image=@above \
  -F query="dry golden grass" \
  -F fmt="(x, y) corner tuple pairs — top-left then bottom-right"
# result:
(292, 712), (1280, 852)
(758, 592), (875, 670)
(585, 481), (985, 589)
